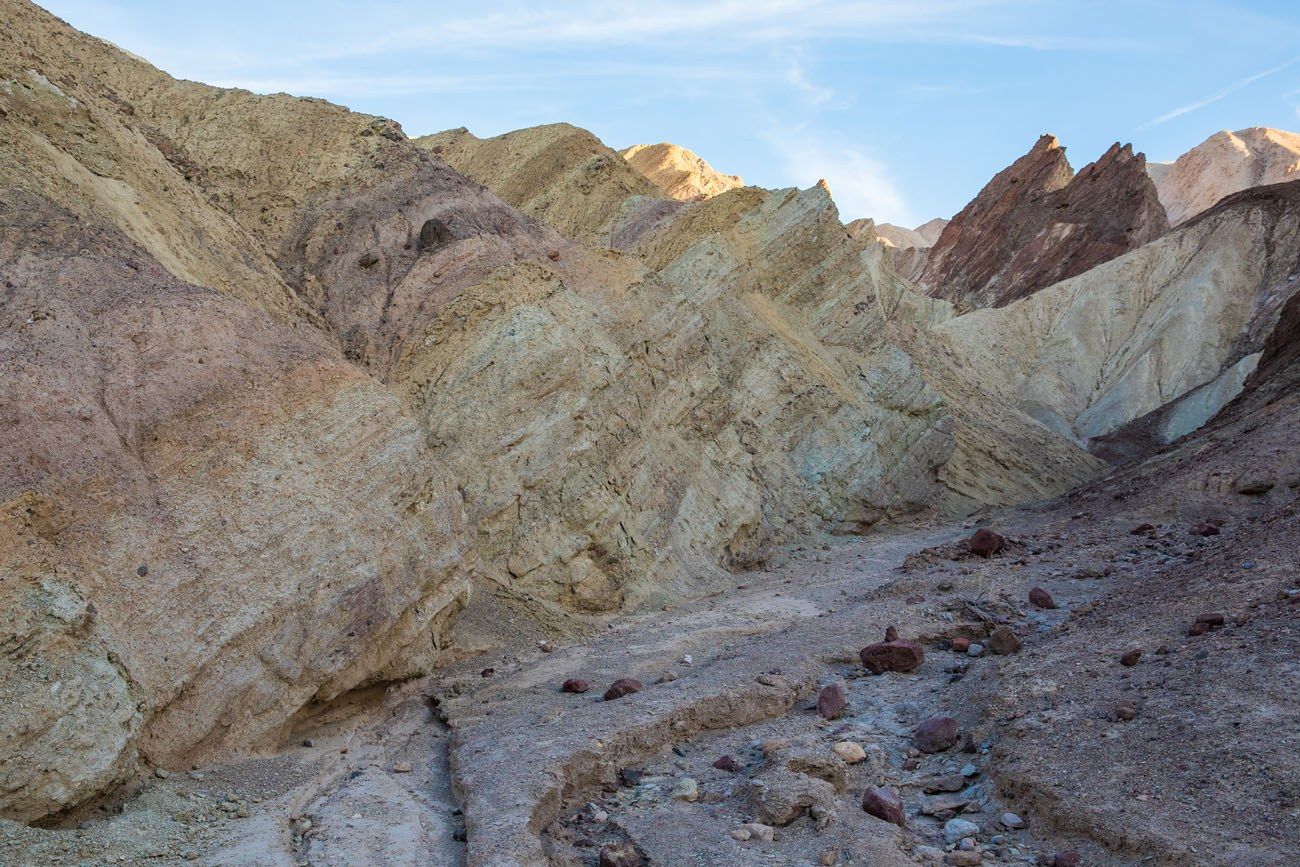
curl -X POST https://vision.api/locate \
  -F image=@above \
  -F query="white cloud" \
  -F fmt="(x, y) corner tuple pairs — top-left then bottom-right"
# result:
(769, 130), (910, 225)
(1141, 54), (1300, 129)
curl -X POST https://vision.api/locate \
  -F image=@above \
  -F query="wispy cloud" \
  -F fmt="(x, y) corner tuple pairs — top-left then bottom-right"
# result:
(1141, 54), (1300, 129)
(767, 129), (910, 224)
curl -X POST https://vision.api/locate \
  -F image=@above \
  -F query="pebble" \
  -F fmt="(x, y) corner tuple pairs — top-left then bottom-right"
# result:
(598, 842), (642, 867)
(945, 852), (982, 866)
(967, 528), (1005, 557)
(951, 636), (972, 653)
(729, 828), (751, 842)
(999, 812), (1025, 829)
(740, 822), (775, 842)
(944, 817), (980, 844)
(1052, 852), (1081, 867)
(817, 683), (848, 719)
(713, 755), (741, 772)
(961, 763), (979, 777)
(861, 785), (906, 826)
(603, 678), (644, 701)
(967, 643), (985, 657)
(562, 678), (591, 693)
(820, 848), (839, 865)
(1120, 649), (1142, 667)
(915, 845), (945, 863)
(915, 715), (959, 752)
(671, 777), (699, 802)
(988, 626), (1021, 655)
(392, 762), (412, 773)
(860, 638), (926, 674)
(920, 773), (967, 793)
(832, 741), (867, 764)
(1028, 587), (1056, 609)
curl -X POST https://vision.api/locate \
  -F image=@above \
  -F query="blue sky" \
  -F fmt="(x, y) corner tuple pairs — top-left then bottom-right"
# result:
(40, 0), (1300, 226)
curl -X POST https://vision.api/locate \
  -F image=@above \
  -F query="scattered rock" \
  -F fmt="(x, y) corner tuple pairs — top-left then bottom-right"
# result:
(951, 636), (971, 653)
(1196, 612), (1226, 626)
(656, 670), (679, 684)
(817, 683), (848, 719)
(562, 678), (591, 693)
(988, 626), (1021, 655)
(915, 715), (959, 753)
(944, 817), (981, 844)
(831, 741), (866, 764)
(357, 251), (380, 268)
(946, 852), (982, 866)
(418, 218), (452, 250)
(922, 793), (972, 815)
(713, 755), (741, 772)
(391, 761), (412, 773)
(547, 249), (561, 261)
(1191, 523), (1221, 537)
(1052, 852), (1081, 867)
(999, 811), (1025, 830)
(820, 848), (839, 866)
(603, 678), (644, 700)
(967, 529), (1005, 557)
(920, 774), (968, 793)
(599, 842), (642, 867)
(860, 640), (925, 674)
(1120, 649), (1142, 666)
(740, 822), (775, 842)
(884, 625), (899, 642)
(1236, 474), (1274, 495)
(1028, 587), (1056, 609)
(730, 828), (751, 842)
(1130, 523), (1155, 535)
(967, 643), (985, 657)
(861, 785), (906, 826)
(1115, 703), (1137, 721)
(671, 777), (699, 802)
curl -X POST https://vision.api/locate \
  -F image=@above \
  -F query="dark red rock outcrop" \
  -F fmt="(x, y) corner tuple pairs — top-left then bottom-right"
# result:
(919, 135), (1169, 309)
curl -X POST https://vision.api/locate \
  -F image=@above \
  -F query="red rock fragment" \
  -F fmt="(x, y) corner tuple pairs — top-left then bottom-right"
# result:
(988, 625), (1021, 655)
(914, 715), (959, 753)
(817, 683), (848, 719)
(1028, 587), (1056, 609)
(1191, 523), (1221, 537)
(603, 678), (644, 701)
(861, 785), (906, 826)
(860, 640), (925, 674)
(713, 755), (741, 772)
(967, 528), (1005, 557)
(1052, 852), (1081, 867)
(951, 636), (972, 653)
(1120, 649), (1142, 667)
(561, 678), (590, 693)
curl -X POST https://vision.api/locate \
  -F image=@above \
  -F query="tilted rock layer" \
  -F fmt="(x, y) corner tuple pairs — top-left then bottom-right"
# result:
(920, 135), (1169, 309)
(1151, 127), (1300, 225)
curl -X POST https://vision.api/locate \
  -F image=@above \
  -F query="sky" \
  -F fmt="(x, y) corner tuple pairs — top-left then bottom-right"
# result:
(38, 0), (1300, 227)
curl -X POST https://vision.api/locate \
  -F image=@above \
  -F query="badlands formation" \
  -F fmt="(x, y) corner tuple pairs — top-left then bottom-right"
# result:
(2, 1), (1299, 865)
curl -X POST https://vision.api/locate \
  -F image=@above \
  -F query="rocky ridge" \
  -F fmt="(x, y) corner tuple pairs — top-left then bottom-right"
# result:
(1151, 127), (1300, 225)
(619, 141), (744, 201)
(919, 136), (1169, 309)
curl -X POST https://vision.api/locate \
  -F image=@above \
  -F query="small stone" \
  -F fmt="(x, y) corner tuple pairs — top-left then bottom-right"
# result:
(618, 768), (644, 787)
(915, 715), (959, 753)
(1129, 523), (1155, 535)
(603, 678), (644, 700)
(988, 626), (1021, 655)
(136, 563), (149, 577)
(671, 777), (699, 802)
(599, 842), (642, 867)
(392, 762), (412, 773)
(920, 773), (967, 793)
(817, 683), (848, 719)
(154, 768), (171, 779)
(951, 636), (971, 653)
(537, 640), (556, 653)
(1187, 621), (1210, 637)
(1191, 523), (1220, 537)
(1028, 587), (1056, 609)
(945, 852), (982, 866)
(1196, 612), (1225, 626)
(1236, 475), (1274, 495)
(656, 670), (679, 684)
(967, 643), (985, 657)
(547, 250), (561, 261)
(1120, 649), (1142, 666)
(741, 822), (775, 842)
(760, 738), (788, 756)
(832, 741), (867, 764)
(916, 846), (946, 863)
(944, 817), (980, 844)
(999, 812), (1025, 829)
(713, 755), (741, 772)
(859, 640), (925, 674)
(884, 625), (899, 642)
(357, 251), (380, 269)
(820, 848), (839, 865)
(1052, 852), (1081, 867)
(302, 738), (315, 747)
(967, 528), (1005, 557)
(861, 785), (906, 826)
(562, 679), (590, 693)
(1116, 704), (1137, 721)
(729, 828), (751, 841)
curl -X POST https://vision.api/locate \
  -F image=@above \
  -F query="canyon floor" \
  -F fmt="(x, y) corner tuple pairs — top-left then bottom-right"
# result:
(5, 469), (1296, 867)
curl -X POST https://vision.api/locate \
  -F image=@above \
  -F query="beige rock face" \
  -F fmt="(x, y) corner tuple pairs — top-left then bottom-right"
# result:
(620, 142), (744, 201)
(936, 181), (1300, 448)
(1152, 127), (1300, 225)
(1, 185), (468, 815)
(845, 218), (949, 283)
